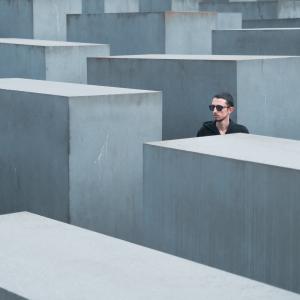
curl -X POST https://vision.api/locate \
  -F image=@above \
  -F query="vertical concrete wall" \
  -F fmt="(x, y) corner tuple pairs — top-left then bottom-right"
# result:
(83, 0), (139, 13)
(0, 39), (109, 83)
(67, 13), (166, 55)
(69, 92), (162, 242)
(82, 0), (104, 13)
(213, 29), (300, 56)
(165, 12), (217, 54)
(143, 134), (300, 293)
(0, 0), (33, 38)
(198, 1), (278, 20)
(0, 41), (46, 80)
(44, 42), (110, 83)
(278, 0), (300, 18)
(243, 18), (300, 28)
(67, 12), (240, 55)
(0, 89), (70, 221)
(87, 55), (238, 139)
(0, 0), (82, 40)
(33, 0), (82, 40)
(217, 12), (242, 29)
(171, 0), (201, 11)
(0, 79), (162, 243)
(237, 57), (300, 140)
(87, 55), (300, 141)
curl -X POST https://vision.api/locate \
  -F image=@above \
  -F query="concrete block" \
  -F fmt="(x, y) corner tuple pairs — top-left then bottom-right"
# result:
(243, 18), (300, 28)
(0, 0), (82, 40)
(198, 1), (278, 20)
(143, 133), (300, 293)
(67, 11), (241, 55)
(83, 0), (139, 13)
(0, 0), (33, 39)
(0, 212), (299, 299)
(0, 38), (109, 83)
(235, 56), (300, 140)
(83, 0), (202, 13)
(213, 28), (300, 56)
(139, 0), (201, 12)
(278, 0), (300, 19)
(87, 54), (296, 140)
(0, 79), (162, 242)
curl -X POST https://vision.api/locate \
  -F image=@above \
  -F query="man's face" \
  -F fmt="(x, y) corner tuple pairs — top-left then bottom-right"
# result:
(211, 97), (234, 122)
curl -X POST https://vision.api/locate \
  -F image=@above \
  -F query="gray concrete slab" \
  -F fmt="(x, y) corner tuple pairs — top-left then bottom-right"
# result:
(67, 11), (241, 55)
(213, 28), (300, 56)
(83, 0), (139, 13)
(0, 0), (82, 40)
(0, 38), (109, 83)
(278, 0), (300, 19)
(143, 133), (300, 293)
(0, 212), (299, 300)
(0, 78), (162, 242)
(87, 54), (295, 140)
(139, 0), (201, 12)
(235, 56), (300, 140)
(83, 0), (201, 13)
(0, 0), (33, 39)
(243, 18), (300, 28)
(198, 1), (278, 20)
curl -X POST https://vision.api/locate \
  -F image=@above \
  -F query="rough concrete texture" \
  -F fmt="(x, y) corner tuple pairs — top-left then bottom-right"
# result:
(278, 0), (300, 18)
(243, 17), (300, 28)
(67, 11), (241, 55)
(83, 0), (139, 13)
(33, 0), (81, 40)
(0, 78), (162, 243)
(236, 56), (300, 140)
(213, 28), (300, 56)
(198, 1), (278, 20)
(0, 38), (109, 83)
(140, 0), (200, 12)
(143, 133), (300, 293)
(87, 54), (294, 140)
(83, 0), (202, 13)
(0, 212), (299, 300)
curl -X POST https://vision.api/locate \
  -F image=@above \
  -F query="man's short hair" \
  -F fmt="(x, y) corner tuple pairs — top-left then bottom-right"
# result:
(213, 92), (234, 107)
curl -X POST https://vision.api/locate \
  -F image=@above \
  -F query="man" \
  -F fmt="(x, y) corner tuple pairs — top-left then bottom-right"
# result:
(197, 92), (249, 137)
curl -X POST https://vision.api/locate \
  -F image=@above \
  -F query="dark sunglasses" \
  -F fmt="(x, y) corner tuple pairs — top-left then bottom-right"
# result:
(209, 104), (229, 112)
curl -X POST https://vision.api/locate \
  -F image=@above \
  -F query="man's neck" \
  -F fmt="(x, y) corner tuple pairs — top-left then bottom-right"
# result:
(216, 118), (230, 134)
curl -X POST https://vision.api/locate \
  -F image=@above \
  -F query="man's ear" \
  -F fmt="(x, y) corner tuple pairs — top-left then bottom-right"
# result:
(229, 106), (235, 113)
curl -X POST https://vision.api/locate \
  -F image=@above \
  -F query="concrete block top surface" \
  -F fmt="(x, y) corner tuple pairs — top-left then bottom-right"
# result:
(0, 78), (158, 97)
(0, 212), (299, 300)
(108, 54), (289, 61)
(0, 38), (107, 47)
(147, 134), (300, 170)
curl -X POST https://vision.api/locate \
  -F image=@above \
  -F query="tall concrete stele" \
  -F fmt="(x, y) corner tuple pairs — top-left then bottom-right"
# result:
(87, 54), (300, 141)
(67, 11), (241, 55)
(0, 38), (109, 84)
(143, 134), (300, 294)
(0, 79), (162, 243)
(0, 0), (232, 41)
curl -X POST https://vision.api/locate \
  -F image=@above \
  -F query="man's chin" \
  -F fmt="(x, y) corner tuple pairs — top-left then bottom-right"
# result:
(213, 116), (225, 122)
